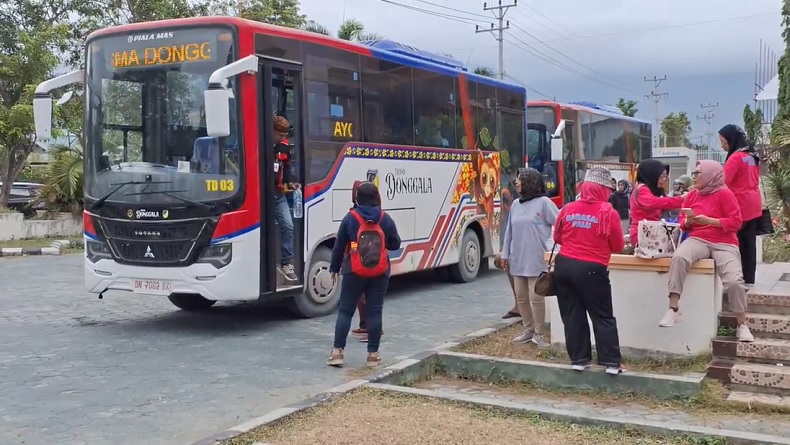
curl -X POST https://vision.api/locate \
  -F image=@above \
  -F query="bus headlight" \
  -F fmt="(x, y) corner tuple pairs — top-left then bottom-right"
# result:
(86, 240), (112, 263)
(197, 243), (232, 269)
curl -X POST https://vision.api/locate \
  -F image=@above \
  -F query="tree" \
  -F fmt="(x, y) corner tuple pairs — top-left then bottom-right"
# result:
(0, 0), (70, 208)
(743, 104), (765, 147)
(660, 112), (692, 147)
(776, 0), (790, 124)
(473, 66), (495, 78)
(615, 98), (638, 117)
(237, 0), (305, 28)
(303, 20), (329, 35)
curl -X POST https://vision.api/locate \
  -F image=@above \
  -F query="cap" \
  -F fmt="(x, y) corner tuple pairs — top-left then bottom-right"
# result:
(584, 167), (615, 190)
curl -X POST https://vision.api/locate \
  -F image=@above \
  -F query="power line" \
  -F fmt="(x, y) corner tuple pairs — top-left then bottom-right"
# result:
(378, 0), (493, 26)
(409, 0), (491, 19)
(503, 73), (552, 99)
(542, 12), (779, 43)
(698, 103), (719, 148)
(475, 1), (517, 80)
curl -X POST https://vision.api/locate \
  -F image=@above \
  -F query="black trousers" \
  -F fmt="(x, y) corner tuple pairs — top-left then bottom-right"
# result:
(554, 254), (621, 367)
(737, 217), (759, 285)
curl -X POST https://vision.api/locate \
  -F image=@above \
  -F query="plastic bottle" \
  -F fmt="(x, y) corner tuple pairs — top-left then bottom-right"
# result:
(292, 188), (303, 219)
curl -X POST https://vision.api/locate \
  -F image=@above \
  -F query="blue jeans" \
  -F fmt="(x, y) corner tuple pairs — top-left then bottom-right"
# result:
(274, 193), (294, 265)
(334, 274), (389, 353)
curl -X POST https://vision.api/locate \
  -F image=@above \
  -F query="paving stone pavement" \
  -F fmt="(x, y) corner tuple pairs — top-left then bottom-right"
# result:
(418, 380), (790, 438)
(0, 255), (514, 445)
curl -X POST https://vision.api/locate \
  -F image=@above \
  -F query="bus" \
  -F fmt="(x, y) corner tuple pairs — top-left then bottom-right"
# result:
(526, 100), (652, 208)
(32, 16), (527, 318)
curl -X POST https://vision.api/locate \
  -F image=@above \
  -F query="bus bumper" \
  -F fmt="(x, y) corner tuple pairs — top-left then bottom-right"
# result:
(84, 256), (259, 301)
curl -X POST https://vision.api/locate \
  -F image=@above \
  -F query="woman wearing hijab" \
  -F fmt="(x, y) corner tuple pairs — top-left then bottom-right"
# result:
(719, 124), (761, 287)
(501, 168), (559, 349)
(553, 167), (626, 375)
(660, 161), (754, 342)
(327, 182), (401, 368)
(629, 159), (683, 245)
(609, 179), (632, 234)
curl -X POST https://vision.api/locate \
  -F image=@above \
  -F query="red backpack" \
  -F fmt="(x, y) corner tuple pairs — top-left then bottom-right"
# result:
(347, 210), (388, 277)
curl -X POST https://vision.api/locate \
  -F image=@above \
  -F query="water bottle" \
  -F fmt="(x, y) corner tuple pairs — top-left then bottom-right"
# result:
(292, 188), (303, 219)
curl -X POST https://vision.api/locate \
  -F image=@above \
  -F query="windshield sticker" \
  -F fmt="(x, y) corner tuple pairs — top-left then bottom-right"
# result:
(205, 179), (234, 192)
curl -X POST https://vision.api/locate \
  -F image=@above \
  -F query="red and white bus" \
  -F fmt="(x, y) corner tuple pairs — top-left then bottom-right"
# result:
(33, 16), (527, 317)
(526, 100), (653, 208)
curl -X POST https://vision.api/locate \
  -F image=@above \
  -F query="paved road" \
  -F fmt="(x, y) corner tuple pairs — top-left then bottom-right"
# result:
(0, 255), (513, 445)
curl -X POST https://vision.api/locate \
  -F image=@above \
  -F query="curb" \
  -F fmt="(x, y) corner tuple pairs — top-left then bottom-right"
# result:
(0, 239), (78, 257)
(189, 318), (522, 445)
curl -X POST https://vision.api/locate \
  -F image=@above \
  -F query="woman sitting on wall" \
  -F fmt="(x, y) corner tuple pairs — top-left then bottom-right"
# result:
(659, 160), (754, 343)
(629, 159), (683, 246)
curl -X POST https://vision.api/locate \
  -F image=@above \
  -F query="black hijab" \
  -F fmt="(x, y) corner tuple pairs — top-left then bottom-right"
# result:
(719, 124), (757, 162)
(635, 159), (669, 197)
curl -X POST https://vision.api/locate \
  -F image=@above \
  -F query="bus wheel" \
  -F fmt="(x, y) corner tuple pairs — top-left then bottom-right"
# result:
(449, 229), (481, 283)
(290, 246), (340, 318)
(167, 293), (216, 311)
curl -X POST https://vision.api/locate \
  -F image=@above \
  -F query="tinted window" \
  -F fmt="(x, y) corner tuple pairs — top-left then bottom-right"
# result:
(500, 111), (525, 180)
(637, 122), (653, 162)
(361, 58), (414, 145)
(588, 114), (626, 162)
(413, 68), (456, 148)
(475, 82), (498, 151)
(578, 111), (594, 161)
(498, 87), (525, 110)
(302, 43), (361, 182)
(527, 105), (556, 134)
(254, 34), (301, 62)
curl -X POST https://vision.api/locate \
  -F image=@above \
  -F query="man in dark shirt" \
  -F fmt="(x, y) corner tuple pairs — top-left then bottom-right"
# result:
(273, 115), (298, 282)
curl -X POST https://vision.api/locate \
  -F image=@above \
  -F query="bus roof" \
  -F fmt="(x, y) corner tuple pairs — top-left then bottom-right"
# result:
(528, 99), (651, 125)
(87, 16), (526, 94)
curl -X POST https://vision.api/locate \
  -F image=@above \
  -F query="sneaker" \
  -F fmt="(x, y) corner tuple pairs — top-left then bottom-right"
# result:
(366, 353), (382, 368)
(605, 364), (627, 375)
(326, 348), (344, 367)
(737, 324), (755, 342)
(351, 328), (367, 336)
(512, 329), (534, 344)
(659, 308), (683, 327)
(571, 363), (591, 372)
(531, 334), (551, 350)
(278, 264), (298, 282)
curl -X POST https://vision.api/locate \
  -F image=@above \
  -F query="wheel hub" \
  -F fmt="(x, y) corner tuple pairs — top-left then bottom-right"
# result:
(308, 261), (335, 304)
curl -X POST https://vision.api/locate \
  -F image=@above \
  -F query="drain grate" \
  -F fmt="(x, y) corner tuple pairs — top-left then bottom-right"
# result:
(779, 273), (790, 282)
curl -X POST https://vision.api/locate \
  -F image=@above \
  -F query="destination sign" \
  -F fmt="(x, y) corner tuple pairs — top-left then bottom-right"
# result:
(100, 30), (220, 71)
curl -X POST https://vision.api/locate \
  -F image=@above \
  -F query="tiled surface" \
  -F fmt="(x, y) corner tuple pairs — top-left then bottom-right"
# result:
(736, 338), (790, 361)
(730, 362), (790, 390)
(726, 390), (790, 407)
(720, 312), (790, 336)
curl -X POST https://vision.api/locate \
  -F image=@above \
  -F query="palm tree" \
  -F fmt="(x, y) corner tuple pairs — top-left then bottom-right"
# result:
(303, 18), (383, 42)
(38, 144), (84, 213)
(473, 66), (495, 78)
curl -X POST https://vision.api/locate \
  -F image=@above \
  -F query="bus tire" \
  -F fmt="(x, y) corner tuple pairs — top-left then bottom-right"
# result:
(290, 246), (340, 318)
(167, 293), (216, 311)
(449, 229), (481, 283)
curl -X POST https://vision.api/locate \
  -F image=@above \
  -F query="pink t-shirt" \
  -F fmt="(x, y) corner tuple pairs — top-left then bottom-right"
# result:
(553, 201), (624, 267)
(679, 188), (742, 246)
(723, 151), (762, 222)
(628, 185), (683, 244)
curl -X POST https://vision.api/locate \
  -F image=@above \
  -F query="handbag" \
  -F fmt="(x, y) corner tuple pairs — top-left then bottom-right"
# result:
(756, 208), (774, 236)
(534, 244), (557, 297)
(634, 220), (680, 259)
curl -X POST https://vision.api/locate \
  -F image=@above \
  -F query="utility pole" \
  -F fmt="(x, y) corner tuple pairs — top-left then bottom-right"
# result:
(697, 107), (716, 150)
(476, 1), (517, 80)
(644, 75), (668, 147)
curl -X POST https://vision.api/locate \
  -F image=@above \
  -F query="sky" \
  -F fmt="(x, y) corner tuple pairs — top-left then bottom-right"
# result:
(297, 0), (785, 146)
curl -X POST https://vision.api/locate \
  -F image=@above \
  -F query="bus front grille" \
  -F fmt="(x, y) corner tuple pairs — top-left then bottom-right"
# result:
(96, 218), (215, 266)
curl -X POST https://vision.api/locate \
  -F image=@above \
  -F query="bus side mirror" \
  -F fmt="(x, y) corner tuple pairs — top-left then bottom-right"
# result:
(33, 95), (53, 142)
(204, 88), (231, 137)
(550, 138), (563, 161)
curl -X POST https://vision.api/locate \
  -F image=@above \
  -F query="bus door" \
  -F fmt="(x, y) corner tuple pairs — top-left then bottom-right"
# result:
(561, 120), (576, 204)
(259, 60), (306, 294)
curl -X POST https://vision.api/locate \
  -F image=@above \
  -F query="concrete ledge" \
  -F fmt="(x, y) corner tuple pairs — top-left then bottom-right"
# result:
(437, 351), (705, 400)
(0, 239), (80, 257)
(368, 383), (790, 445)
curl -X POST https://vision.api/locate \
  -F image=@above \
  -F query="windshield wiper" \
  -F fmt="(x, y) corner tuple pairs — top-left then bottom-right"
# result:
(90, 180), (173, 211)
(123, 189), (217, 211)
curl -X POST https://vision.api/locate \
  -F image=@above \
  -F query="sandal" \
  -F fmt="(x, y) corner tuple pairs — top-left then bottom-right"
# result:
(502, 311), (520, 319)
(366, 353), (382, 368)
(326, 348), (344, 367)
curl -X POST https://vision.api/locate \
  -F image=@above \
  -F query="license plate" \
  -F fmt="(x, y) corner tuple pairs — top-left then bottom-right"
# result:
(133, 279), (172, 295)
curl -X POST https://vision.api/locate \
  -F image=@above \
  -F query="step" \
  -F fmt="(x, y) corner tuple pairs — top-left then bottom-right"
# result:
(719, 312), (790, 339)
(748, 289), (790, 315)
(712, 337), (790, 364)
(708, 359), (790, 393)
(726, 390), (790, 408)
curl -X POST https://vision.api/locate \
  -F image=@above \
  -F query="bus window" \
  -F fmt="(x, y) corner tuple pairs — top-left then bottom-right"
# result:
(413, 69), (456, 148)
(361, 58), (414, 146)
(474, 82), (498, 152)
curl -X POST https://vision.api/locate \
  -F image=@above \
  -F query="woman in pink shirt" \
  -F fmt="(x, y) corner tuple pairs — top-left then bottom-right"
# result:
(659, 160), (754, 342)
(629, 159), (683, 245)
(553, 167), (626, 375)
(720, 125), (761, 286)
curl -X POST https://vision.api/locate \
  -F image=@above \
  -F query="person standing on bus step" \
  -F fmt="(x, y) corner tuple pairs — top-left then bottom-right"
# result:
(273, 115), (298, 282)
(553, 167), (626, 375)
(501, 168), (559, 349)
(659, 160), (754, 342)
(720, 124), (761, 287)
(629, 159), (683, 246)
(327, 182), (401, 368)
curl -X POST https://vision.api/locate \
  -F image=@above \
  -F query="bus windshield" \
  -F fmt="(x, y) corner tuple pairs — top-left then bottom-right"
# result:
(84, 27), (241, 205)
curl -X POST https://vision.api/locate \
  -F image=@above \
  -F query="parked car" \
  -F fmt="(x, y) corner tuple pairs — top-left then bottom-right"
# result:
(0, 182), (46, 217)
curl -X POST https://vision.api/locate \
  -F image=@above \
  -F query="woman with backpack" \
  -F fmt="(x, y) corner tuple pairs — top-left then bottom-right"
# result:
(327, 182), (401, 368)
